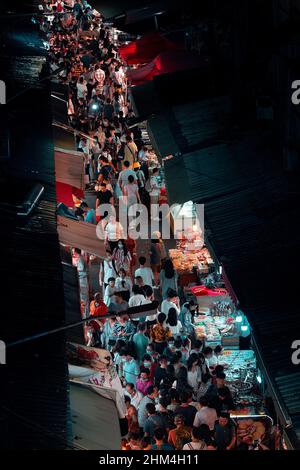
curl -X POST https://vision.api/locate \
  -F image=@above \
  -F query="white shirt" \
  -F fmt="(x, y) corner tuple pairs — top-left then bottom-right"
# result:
(77, 82), (87, 99)
(135, 267), (154, 287)
(128, 294), (145, 308)
(141, 298), (158, 322)
(161, 300), (180, 317)
(167, 321), (182, 337)
(104, 285), (117, 307)
(105, 222), (124, 241)
(193, 407), (218, 431)
(183, 441), (207, 450)
(124, 390), (143, 410)
(115, 276), (132, 293)
(100, 259), (117, 285)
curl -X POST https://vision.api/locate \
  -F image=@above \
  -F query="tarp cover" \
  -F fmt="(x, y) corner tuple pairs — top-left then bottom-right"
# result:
(57, 215), (106, 258)
(119, 32), (179, 65)
(55, 147), (85, 189)
(56, 182), (84, 207)
(127, 49), (206, 85)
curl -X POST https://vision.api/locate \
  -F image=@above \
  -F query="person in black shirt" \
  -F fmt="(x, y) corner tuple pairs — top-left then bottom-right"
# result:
(205, 372), (235, 416)
(174, 391), (197, 428)
(214, 412), (236, 450)
(154, 355), (168, 387)
(96, 182), (113, 209)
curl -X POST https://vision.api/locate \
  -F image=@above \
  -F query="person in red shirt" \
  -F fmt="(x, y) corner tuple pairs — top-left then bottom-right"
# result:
(90, 292), (108, 324)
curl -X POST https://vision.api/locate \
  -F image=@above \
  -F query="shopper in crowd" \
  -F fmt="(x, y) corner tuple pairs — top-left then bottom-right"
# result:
(99, 249), (118, 294)
(138, 385), (159, 432)
(125, 382), (143, 410)
(167, 414), (192, 450)
(150, 312), (172, 354)
(213, 412), (236, 451)
(151, 428), (174, 450)
(161, 288), (180, 317)
(135, 256), (155, 288)
(120, 348), (140, 386)
(112, 239), (132, 274)
(136, 369), (154, 397)
(166, 308), (182, 337)
(154, 355), (168, 387)
(89, 292), (108, 323)
(104, 215), (125, 252)
(144, 403), (166, 439)
(132, 322), (149, 363)
(150, 238), (162, 285)
(174, 391), (197, 428)
(193, 397), (218, 432)
(159, 259), (178, 300)
(108, 291), (128, 315)
(115, 268), (132, 302)
(179, 300), (198, 335)
(183, 427), (208, 450)
(103, 277), (116, 307)
(187, 353), (202, 397)
(124, 396), (140, 434)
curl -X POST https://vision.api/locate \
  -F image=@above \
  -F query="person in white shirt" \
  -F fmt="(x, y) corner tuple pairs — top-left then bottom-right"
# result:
(125, 383), (143, 410)
(140, 286), (158, 325)
(128, 285), (145, 308)
(166, 308), (182, 337)
(161, 289), (180, 317)
(203, 346), (214, 370)
(193, 397), (218, 431)
(104, 277), (117, 307)
(104, 215), (125, 252)
(149, 167), (160, 221)
(115, 268), (132, 302)
(99, 250), (118, 292)
(135, 256), (154, 287)
(76, 76), (87, 100)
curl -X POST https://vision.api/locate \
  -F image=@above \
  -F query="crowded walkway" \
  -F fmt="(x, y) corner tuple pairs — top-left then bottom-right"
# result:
(39, 0), (274, 452)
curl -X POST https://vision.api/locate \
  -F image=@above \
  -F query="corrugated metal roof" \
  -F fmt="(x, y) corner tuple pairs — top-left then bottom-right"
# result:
(163, 128), (300, 447)
(148, 96), (232, 157)
(0, 13), (69, 447)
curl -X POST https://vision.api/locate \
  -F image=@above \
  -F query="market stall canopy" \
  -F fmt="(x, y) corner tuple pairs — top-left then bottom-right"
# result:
(69, 382), (121, 450)
(119, 32), (179, 64)
(56, 182), (84, 207)
(55, 148), (85, 190)
(57, 215), (106, 259)
(127, 49), (206, 86)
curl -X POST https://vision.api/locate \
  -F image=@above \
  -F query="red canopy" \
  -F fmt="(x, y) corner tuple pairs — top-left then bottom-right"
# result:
(127, 49), (206, 86)
(118, 32), (179, 65)
(56, 181), (84, 208)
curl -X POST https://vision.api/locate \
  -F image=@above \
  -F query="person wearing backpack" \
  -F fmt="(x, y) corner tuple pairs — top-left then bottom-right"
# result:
(143, 403), (166, 440)
(182, 427), (207, 450)
(133, 162), (146, 203)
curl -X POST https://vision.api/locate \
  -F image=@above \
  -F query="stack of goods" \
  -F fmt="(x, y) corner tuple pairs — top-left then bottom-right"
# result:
(211, 299), (236, 317)
(237, 419), (266, 444)
(169, 249), (200, 273)
(169, 246), (214, 274)
(194, 315), (221, 343)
